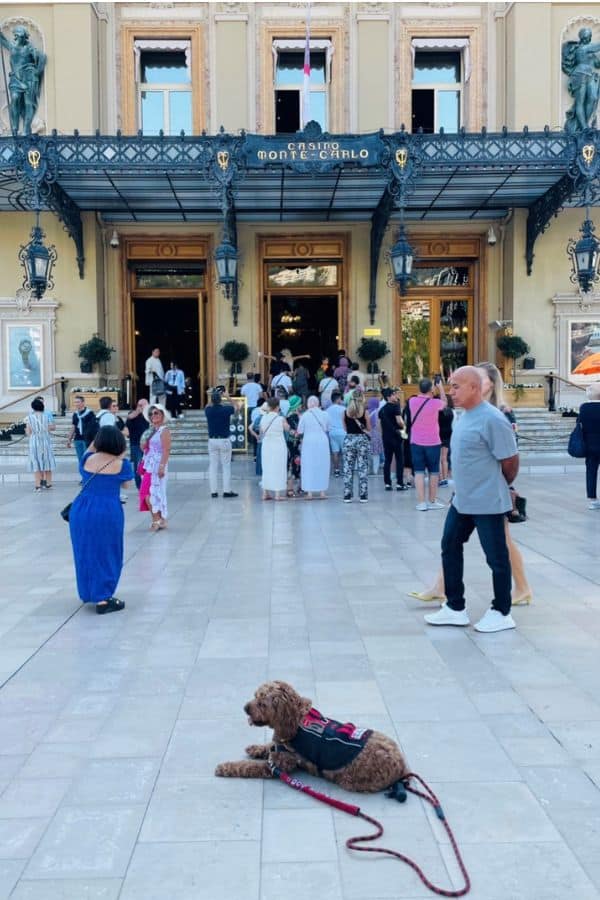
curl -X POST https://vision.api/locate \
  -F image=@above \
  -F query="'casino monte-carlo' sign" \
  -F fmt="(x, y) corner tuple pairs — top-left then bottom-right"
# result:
(245, 127), (383, 171)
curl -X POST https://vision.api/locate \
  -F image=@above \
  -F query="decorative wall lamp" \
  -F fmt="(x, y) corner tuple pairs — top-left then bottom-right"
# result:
(389, 222), (415, 296)
(568, 208), (600, 295)
(18, 211), (57, 300)
(214, 237), (238, 300)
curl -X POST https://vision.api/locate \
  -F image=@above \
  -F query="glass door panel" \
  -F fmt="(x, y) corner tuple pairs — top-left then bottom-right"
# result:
(439, 300), (469, 378)
(401, 300), (431, 384)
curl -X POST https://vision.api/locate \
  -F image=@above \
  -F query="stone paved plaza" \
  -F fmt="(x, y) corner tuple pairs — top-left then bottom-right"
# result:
(0, 461), (600, 900)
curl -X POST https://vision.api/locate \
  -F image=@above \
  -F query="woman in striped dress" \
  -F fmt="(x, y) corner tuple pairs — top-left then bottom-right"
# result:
(25, 397), (56, 491)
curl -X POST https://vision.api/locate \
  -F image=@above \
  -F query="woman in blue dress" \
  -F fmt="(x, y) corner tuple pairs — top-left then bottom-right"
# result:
(69, 425), (134, 614)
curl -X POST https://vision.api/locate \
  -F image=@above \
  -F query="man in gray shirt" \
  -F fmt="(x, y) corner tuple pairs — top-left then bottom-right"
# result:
(425, 366), (519, 633)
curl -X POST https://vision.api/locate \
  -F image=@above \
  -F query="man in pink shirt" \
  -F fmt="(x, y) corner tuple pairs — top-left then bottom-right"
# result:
(408, 377), (447, 511)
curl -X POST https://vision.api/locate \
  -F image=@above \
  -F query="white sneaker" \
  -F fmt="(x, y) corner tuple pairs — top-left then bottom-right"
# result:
(424, 603), (470, 627)
(588, 500), (600, 510)
(427, 500), (446, 510)
(473, 608), (516, 633)
(415, 502), (428, 511)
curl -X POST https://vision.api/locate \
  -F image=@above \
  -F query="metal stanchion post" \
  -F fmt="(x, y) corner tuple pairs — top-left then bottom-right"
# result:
(546, 373), (556, 412)
(60, 376), (68, 417)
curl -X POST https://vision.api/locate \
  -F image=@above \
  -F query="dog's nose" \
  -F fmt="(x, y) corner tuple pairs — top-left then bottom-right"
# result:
(243, 702), (250, 714)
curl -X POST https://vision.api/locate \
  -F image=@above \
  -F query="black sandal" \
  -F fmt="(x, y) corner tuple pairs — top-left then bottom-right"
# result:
(96, 597), (125, 615)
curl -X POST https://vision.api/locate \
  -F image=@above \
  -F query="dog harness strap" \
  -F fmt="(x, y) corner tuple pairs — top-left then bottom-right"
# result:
(287, 707), (372, 773)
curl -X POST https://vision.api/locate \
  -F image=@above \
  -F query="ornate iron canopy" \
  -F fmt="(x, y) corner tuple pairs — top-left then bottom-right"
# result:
(0, 123), (598, 321)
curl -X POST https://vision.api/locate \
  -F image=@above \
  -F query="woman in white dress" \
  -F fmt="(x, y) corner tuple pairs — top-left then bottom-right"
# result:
(260, 397), (289, 500)
(298, 396), (330, 499)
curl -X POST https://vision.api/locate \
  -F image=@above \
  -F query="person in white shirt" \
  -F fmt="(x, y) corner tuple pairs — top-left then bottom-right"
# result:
(241, 373), (264, 457)
(318, 374), (339, 410)
(271, 370), (292, 397)
(145, 348), (166, 404)
(96, 396), (117, 428)
(165, 361), (186, 419)
(241, 372), (263, 411)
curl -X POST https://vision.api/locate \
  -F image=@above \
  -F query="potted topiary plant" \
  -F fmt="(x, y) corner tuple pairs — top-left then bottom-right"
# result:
(496, 334), (530, 389)
(220, 340), (249, 375)
(356, 337), (390, 374)
(77, 334), (115, 373)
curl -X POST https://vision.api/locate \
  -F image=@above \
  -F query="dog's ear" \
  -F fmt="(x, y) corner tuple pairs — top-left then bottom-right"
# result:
(269, 681), (312, 741)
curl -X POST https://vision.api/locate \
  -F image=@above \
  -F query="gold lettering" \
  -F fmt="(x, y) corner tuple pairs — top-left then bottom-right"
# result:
(288, 142), (296, 150)
(331, 142), (339, 150)
(268, 150), (278, 160)
(330, 150), (340, 159)
(359, 149), (369, 159)
(300, 150), (307, 159)
(258, 151), (267, 160)
(308, 142), (315, 151)
(319, 150), (328, 159)
(341, 150), (350, 159)
(279, 150), (288, 160)
(298, 143), (305, 151)
(290, 150), (297, 159)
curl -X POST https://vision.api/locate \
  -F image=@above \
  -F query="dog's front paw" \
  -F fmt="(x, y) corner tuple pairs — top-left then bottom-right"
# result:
(245, 744), (269, 759)
(215, 762), (235, 777)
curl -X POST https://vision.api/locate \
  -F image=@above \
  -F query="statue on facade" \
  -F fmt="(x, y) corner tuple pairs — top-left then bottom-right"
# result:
(562, 27), (600, 133)
(0, 25), (46, 135)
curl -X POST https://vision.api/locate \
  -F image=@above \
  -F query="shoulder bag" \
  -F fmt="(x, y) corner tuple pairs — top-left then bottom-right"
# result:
(408, 397), (432, 431)
(60, 458), (114, 522)
(567, 420), (587, 458)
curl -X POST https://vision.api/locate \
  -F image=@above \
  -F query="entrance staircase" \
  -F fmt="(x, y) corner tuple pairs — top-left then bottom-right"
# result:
(0, 410), (211, 458)
(0, 407), (577, 460)
(511, 408), (576, 458)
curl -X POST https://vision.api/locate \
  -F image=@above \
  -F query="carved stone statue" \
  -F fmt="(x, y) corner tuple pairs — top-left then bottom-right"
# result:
(562, 26), (600, 133)
(0, 25), (46, 135)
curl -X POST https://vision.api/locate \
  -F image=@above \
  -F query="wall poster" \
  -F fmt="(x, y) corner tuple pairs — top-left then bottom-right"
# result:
(6, 324), (43, 390)
(570, 321), (600, 374)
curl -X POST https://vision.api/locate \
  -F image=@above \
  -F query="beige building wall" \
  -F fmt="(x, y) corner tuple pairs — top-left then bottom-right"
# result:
(0, 211), (101, 370)
(356, 18), (390, 133)
(509, 207), (588, 369)
(215, 19), (249, 132)
(505, 3), (553, 130)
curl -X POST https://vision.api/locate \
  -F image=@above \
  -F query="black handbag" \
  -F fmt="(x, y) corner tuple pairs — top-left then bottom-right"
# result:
(60, 459), (113, 522)
(567, 420), (586, 458)
(151, 377), (166, 396)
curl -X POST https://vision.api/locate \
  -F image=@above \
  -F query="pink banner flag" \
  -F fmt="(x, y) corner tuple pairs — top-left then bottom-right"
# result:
(302, 5), (311, 125)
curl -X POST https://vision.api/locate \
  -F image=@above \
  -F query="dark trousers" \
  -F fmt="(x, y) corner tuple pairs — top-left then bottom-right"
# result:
(166, 391), (182, 418)
(383, 435), (404, 486)
(585, 454), (600, 498)
(441, 505), (512, 616)
(130, 444), (143, 489)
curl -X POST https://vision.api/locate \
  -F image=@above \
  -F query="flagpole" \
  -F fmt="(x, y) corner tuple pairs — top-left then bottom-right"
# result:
(302, 1), (311, 127)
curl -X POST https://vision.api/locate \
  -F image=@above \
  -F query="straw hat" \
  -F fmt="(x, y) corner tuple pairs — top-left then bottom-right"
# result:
(143, 402), (171, 422)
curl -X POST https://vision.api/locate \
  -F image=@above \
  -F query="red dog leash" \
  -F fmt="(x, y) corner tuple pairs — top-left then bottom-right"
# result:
(270, 766), (471, 898)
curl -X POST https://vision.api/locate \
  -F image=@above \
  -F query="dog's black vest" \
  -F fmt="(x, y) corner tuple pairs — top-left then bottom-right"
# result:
(288, 707), (372, 772)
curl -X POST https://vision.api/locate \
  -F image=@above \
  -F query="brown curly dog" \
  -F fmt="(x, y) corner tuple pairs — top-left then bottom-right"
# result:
(215, 680), (408, 793)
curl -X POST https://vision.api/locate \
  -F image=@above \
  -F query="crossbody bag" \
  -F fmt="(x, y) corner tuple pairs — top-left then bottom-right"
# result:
(60, 459), (114, 522)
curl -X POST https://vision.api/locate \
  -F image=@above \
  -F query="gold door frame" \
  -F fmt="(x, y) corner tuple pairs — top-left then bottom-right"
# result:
(392, 235), (486, 387)
(258, 234), (348, 381)
(129, 290), (206, 404)
(122, 237), (214, 404)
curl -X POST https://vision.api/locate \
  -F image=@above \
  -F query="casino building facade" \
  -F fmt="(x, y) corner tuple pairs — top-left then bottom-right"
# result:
(1, 1), (600, 411)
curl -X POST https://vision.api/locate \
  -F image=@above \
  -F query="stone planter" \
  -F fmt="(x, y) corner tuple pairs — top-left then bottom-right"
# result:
(504, 387), (545, 408)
